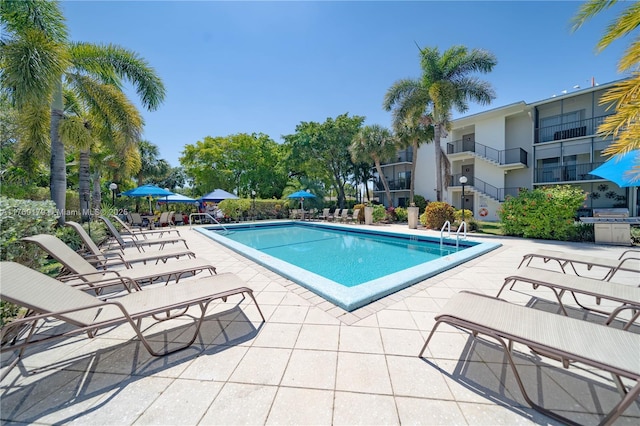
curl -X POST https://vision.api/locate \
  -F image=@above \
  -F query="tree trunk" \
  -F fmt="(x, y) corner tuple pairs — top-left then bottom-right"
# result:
(409, 138), (418, 205)
(374, 159), (393, 208)
(79, 149), (90, 222)
(91, 170), (101, 212)
(434, 123), (443, 201)
(49, 81), (66, 226)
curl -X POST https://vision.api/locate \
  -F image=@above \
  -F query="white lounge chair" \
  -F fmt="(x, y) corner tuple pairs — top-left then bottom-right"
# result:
(419, 291), (640, 426)
(0, 261), (264, 379)
(22, 234), (216, 292)
(518, 249), (640, 281)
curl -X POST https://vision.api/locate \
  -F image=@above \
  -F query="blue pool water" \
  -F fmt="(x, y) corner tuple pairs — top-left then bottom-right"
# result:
(197, 222), (501, 311)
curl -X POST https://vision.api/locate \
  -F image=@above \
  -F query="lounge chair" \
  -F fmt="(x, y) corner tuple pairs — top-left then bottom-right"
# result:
(419, 290), (640, 426)
(99, 216), (189, 252)
(0, 261), (264, 379)
(66, 221), (195, 269)
(518, 249), (640, 281)
(156, 211), (175, 228)
(329, 209), (340, 222)
(320, 208), (331, 221)
(128, 212), (145, 227)
(111, 215), (180, 239)
(339, 209), (349, 223)
(22, 234), (216, 291)
(499, 266), (640, 329)
(348, 208), (360, 224)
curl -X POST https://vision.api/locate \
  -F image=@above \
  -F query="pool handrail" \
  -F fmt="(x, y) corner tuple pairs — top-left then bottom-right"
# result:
(189, 213), (230, 232)
(456, 221), (467, 248)
(440, 221), (451, 249)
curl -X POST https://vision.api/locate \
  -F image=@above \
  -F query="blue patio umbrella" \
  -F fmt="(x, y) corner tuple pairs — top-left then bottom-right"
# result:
(122, 184), (174, 212)
(200, 189), (239, 203)
(287, 190), (316, 210)
(589, 150), (640, 187)
(157, 193), (197, 204)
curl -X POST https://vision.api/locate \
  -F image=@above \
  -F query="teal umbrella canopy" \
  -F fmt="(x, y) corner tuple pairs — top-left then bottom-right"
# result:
(287, 190), (316, 210)
(589, 150), (640, 187)
(287, 190), (316, 199)
(122, 184), (174, 197)
(122, 184), (174, 212)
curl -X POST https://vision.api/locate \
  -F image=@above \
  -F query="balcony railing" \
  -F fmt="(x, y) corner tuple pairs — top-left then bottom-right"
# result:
(381, 149), (414, 165)
(535, 114), (611, 143)
(373, 178), (410, 191)
(450, 173), (523, 201)
(534, 162), (605, 183)
(446, 140), (528, 166)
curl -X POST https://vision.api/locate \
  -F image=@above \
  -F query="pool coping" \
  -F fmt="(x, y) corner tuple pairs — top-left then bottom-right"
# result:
(195, 221), (502, 311)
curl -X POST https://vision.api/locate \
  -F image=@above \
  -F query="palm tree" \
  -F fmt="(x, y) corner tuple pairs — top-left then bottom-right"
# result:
(385, 46), (496, 201)
(382, 79), (435, 205)
(349, 124), (398, 207)
(572, 0), (640, 166)
(58, 84), (143, 219)
(1, 0), (165, 224)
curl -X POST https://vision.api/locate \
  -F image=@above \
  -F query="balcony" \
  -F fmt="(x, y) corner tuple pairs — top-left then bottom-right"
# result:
(535, 114), (611, 143)
(446, 140), (528, 166)
(373, 178), (410, 192)
(534, 162), (604, 183)
(381, 149), (414, 165)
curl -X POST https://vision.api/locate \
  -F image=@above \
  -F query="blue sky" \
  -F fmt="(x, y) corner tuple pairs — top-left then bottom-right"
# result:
(62, 1), (630, 167)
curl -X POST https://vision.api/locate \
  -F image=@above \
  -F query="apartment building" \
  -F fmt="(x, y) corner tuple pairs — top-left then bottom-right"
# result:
(373, 79), (638, 220)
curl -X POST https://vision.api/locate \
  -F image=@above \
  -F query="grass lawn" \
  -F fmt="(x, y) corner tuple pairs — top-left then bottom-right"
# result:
(476, 221), (503, 236)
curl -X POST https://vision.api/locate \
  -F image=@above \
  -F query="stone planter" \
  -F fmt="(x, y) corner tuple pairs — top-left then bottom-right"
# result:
(364, 206), (374, 225)
(408, 206), (419, 229)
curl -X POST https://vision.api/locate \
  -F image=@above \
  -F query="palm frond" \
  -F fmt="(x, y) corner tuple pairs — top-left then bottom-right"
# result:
(59, 115), (94, 150)
(16, 102), (50, 162)
(0, 0), (68, 43)
(69, 42), (166, 111)
(1, 28), (68, 108)
(570, 0), (617, 32)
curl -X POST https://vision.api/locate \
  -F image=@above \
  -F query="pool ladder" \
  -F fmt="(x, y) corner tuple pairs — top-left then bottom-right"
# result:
(189, 212), (231, 233)
(440, 221), (467, 249)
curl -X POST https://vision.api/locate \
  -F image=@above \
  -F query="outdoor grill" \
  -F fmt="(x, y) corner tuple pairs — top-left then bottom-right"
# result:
(580, 208), (639, 245)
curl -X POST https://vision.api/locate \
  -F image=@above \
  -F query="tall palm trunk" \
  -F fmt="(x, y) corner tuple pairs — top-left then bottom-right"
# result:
(374, 159), (393, 208)
(78, 148), (90, 221)
(91, 170), (101, 211)
(409, 139), (419, 205)
(50, 80), (66, 225)
(434, 123), (443, 201)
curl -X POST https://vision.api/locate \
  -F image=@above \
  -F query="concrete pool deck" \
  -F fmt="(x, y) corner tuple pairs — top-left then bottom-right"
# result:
(1, 223), (639, 425)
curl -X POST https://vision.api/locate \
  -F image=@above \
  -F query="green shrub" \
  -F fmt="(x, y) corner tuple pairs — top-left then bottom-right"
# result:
(0, 197), (59, 327)
(454, 209), (473, 222)
(569, 222), (594, 243)
(498, 185), (586, 240)
(372, 204), (386, 222)
(420, 201), (455, 229)
(413, 195), (428, 214)
(394, 207), (408, 222)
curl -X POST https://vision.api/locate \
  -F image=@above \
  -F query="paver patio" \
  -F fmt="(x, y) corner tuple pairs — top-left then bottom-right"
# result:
(1, 223), (639, 425)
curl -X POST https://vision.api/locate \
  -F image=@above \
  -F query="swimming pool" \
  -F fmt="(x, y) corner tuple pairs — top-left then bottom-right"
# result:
(196, 221), (501, 311)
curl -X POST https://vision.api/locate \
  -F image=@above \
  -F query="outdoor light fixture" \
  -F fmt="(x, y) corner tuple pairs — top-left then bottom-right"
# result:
(109, 182), (118, 206)
(459, 176), (468, 223)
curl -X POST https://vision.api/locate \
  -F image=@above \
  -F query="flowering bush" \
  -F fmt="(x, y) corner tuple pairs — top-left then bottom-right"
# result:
(498, 185), (586, 240)
(394, 207), (408, 222)
(420, 201), (455, 229)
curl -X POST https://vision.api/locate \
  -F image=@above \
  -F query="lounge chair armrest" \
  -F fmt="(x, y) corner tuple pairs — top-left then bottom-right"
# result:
(619, 249), (640, 260)
(57, 269), (124, 282)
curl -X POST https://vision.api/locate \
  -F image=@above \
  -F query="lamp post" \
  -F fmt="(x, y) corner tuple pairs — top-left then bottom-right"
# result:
(109, 182), (118, 207)
(251, 190), (256, 220)
(459, 176), (468, 223)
